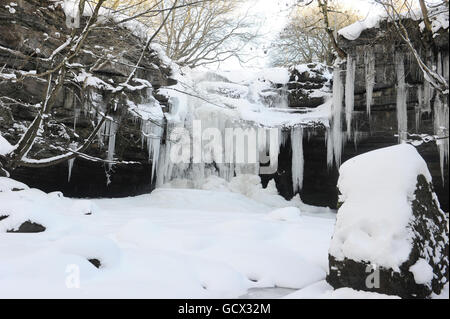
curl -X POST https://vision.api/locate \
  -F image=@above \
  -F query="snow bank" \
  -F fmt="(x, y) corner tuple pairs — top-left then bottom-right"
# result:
(0, 177), (29, 192)
(284, 281), (400, 299)
(339, 3), (449, 41)
(0, 178), (99, 235)
(0, 176), (338, 298)
(329, 144), (432, 269)
(0, 133), (14, 156)
(266, 207), (302, 222)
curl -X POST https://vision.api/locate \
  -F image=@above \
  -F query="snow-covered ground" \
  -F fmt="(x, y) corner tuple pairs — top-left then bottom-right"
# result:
(0, 175), (447, 299)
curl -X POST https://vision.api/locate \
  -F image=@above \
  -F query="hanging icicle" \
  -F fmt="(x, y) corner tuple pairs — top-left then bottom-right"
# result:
(328, 61), (345, 168)
(105, 118), (118, 170)
(433, 51), (449, 184)
(345, 54), (356, 139)
(291, 126), (304, 193)
(395, 53), (408, 143)
(67, 142), (77, 182)
(364, 48), (376, 117)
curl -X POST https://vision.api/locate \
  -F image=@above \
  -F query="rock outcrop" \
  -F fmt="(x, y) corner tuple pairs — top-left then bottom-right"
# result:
(0, 0), (175, 196)
(278, 14), (449, 211)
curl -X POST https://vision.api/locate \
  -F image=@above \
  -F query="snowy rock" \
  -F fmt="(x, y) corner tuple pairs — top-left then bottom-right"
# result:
(7, 220), (46, 233)
(327, 144), (449, 298)
(287, 63), (332, 108)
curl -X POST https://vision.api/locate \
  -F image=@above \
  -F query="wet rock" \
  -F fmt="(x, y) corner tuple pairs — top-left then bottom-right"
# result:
(88, 258), (102, 269)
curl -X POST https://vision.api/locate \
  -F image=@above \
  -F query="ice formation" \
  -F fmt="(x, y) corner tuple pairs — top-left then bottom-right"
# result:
(364, 48), (376, 116)
(434, 52), (449, 182)
(291, 126), (304, 192)
(327, 61), (345, 168)
(102, 118), (118, 170)
(345, 55), (356, 138)
(148, 66), (331, 191)
(67, 143), (77, 182)
(395, 53), (408, 143)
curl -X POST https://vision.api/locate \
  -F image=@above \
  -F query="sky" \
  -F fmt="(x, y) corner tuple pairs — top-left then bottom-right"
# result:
(214, 0), (384, 70)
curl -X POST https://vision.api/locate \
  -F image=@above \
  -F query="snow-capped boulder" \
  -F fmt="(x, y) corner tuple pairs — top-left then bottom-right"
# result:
(327, 144), (449, 298)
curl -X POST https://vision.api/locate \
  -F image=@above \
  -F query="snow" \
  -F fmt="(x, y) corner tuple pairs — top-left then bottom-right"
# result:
(284, 280), (400, 299)
(266, 207), (302, 222)
(0, 177), (29, 192)
(1, 173), (447, 298)
(338, 16), (380, 41)
(0, 133), (14, 155)
(409, 258), (434, 285)
(0, 176), (336, 298)
(329, 144), (432, 270)
(339, 3), (449, 41)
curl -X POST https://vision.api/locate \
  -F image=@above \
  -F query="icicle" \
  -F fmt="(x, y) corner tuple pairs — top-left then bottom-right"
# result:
(364, 48), (375, 116)
(345, 54), (356, 138)
(395, 53), (408, 143)
(434, 51), (449, 184)
(328, 61), (344, 168)
(67, 142), (77, 182)
(73, 107), (80, 131)
(269, 128), (280, 170)
(423, 78), (432, 114)
(416, 85), (423, 132)
(141, 120), (163, 180)
(434, 96), (449, 184)
(326, 128), (334, 168)
(291, 126), (304, 193)
(105, 119), (118, 169)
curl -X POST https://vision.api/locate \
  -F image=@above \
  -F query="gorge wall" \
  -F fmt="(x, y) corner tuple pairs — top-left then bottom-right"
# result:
(269, 16), (449, 212)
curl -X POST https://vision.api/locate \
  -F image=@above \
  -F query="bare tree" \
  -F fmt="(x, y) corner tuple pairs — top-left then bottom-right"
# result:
(269, 2), (360, 66)
(375, 0), (448, 96)
(123, 0), (261, 68)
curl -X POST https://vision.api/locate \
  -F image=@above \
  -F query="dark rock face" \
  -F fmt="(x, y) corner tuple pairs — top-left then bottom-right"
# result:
(283, 19), (448, 211)
(287, 63), (332, 108)
(88, 258), (102, 269)
(327, 174), (449, 299)
(7, 220), (46, 233)
(0, 0), (175, 197)
(0, 215), (8, 221)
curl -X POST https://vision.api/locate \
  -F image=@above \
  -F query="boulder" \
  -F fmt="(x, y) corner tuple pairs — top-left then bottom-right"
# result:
(88, 258), (102, 269)
(327, 144), (449, 298)
(7, 220), (46, 233)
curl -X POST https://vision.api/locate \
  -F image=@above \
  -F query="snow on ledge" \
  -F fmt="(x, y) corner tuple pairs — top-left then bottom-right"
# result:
(338, 16), (380, 41)
(329, 144), (432, 270)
